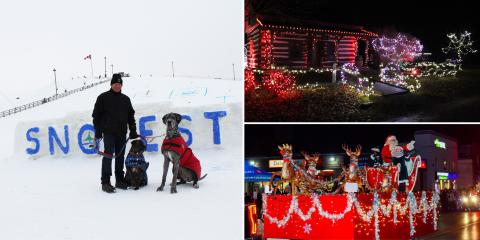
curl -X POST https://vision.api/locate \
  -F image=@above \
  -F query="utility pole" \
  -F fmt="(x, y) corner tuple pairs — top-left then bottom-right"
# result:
(104, 56), (107, 78)
(110, 64), (114, 75)
(53, 68), (58, 95)
(232, 63), (236, 80)
(171, 61), (175, 79)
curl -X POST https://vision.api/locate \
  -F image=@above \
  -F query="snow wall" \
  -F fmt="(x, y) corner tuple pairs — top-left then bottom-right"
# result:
(14, 102), (242, 160)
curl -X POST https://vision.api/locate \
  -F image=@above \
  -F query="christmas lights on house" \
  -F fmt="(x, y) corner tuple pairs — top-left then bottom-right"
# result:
(260, 30), (273, 69)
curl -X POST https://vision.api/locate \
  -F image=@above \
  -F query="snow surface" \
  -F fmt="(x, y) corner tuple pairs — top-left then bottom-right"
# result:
(0, 76), (243, 239)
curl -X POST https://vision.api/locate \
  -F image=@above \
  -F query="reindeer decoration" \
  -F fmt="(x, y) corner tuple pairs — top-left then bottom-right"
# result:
(301, 151), (321, 177)
(269, 144), (303, 196)
(336, 144), (365, 193)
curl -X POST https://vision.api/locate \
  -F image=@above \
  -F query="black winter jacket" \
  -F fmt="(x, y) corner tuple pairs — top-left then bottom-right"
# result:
(92, 89), (137, 136)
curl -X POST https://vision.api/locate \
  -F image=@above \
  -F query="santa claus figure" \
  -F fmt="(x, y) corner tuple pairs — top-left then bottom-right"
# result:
(381, 135), (416, 192)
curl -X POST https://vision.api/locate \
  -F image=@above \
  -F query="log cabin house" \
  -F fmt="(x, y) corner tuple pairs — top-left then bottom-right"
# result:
(246, 15), (378, 69)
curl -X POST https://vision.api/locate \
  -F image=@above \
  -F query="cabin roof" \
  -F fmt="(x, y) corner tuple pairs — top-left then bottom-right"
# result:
(253, 15), (377, 38)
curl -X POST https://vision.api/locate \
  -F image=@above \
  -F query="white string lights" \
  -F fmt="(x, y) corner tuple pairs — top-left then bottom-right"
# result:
(340, 63), (375, 97)
(372, 34), (423, 63)
(442, 31), (477, 63)
(264, 191), (440, 240)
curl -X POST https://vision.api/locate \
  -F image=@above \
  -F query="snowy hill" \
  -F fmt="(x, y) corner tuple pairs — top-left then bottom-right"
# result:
(0, 76), (243, 239)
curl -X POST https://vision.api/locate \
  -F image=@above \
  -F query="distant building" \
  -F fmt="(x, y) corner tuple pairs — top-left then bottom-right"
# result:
(414, 130), (458, 191)
(457, 144), (474, 190)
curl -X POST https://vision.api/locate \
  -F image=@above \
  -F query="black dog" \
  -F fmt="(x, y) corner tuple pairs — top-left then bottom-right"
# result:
(124, 139), (149, 190)
(157, 112), (207, 193)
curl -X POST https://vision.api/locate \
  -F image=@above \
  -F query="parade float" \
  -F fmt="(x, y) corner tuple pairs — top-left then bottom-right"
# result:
(263, 136), (440, 240)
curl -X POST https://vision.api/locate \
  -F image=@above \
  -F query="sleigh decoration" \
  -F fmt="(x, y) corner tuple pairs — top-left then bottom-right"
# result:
(404, 154), (422, 192)
(365, 165), (399, 192)
(365, 154), (422, 193)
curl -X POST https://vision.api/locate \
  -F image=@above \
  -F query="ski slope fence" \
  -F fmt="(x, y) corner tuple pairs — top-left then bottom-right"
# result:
(1, 79), (109, 118)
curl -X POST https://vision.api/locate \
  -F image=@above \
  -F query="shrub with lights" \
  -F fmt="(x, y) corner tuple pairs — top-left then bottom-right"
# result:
(244, 68), (257, 93)
(372, 33), (423, 64)
(261, 70), (298, 99)
(372, 33), (424, 88)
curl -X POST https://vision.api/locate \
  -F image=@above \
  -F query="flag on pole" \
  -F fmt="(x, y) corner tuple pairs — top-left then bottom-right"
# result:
(84, 54), (92, 60)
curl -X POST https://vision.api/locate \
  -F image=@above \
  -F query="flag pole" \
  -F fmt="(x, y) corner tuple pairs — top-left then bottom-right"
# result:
(90, 56), (94, 82)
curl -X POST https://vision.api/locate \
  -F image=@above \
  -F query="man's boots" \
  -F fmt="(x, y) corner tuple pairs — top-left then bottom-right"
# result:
(102, 179), (116, 193)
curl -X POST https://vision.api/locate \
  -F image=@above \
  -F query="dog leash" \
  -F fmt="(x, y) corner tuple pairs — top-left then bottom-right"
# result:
(91, 137), (131, 159)
(144, 134), (166, 143)
(89, 134), (166, 159)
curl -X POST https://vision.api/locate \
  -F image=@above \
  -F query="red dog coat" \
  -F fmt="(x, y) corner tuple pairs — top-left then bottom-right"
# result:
(161, 136), (202, 179)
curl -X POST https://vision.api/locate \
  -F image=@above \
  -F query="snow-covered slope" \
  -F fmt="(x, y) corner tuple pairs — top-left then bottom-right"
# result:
(0, 76), (243, 240)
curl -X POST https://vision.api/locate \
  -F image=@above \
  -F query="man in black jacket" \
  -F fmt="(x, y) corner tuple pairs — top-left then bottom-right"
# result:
(92, 73), (138, 193)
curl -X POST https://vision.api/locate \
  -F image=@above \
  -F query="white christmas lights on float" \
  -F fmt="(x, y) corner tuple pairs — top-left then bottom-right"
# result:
(263, 190), (440, 240)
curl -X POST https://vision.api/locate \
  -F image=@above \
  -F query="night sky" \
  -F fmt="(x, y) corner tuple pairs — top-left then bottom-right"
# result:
(245, 124), (480, 157)
(247, 0), (480, 66)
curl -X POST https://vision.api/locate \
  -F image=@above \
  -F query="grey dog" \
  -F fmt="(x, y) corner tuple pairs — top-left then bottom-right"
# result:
(157, 113), (206, 194)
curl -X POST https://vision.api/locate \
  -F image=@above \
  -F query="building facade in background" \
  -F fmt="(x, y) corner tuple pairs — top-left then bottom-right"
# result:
(414, 130), (458, 191)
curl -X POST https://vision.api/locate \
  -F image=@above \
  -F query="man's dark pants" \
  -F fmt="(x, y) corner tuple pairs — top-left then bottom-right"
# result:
(101, 133), (127, 184)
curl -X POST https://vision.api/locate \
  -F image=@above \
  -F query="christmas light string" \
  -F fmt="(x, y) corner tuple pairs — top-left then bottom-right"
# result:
(264, 191), (440, 240)
(244, 68), (257, 92)
(260, 30), (273, 69)
(247, 31), (476, 97)
(261, 70), (297, 98)
(442, 31), (477, 63)
(372, 34), (423, 63)
(340, 63), (375, 97)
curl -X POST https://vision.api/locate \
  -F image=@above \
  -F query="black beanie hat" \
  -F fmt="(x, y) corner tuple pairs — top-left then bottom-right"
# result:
(111, 73), (123, 85)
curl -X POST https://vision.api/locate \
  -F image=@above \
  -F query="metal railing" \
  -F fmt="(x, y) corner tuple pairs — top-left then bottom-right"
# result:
(0, 79), (109, 118)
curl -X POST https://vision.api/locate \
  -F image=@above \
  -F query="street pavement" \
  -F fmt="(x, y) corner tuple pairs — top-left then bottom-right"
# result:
(419, 211), (480, 240)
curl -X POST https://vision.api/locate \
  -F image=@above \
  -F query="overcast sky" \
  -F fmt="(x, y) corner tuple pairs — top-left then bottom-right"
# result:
(0, 0), (242, 100)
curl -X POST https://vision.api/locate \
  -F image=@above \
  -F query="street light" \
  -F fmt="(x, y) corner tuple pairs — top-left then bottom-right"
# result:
(53, 68), (58, 95)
